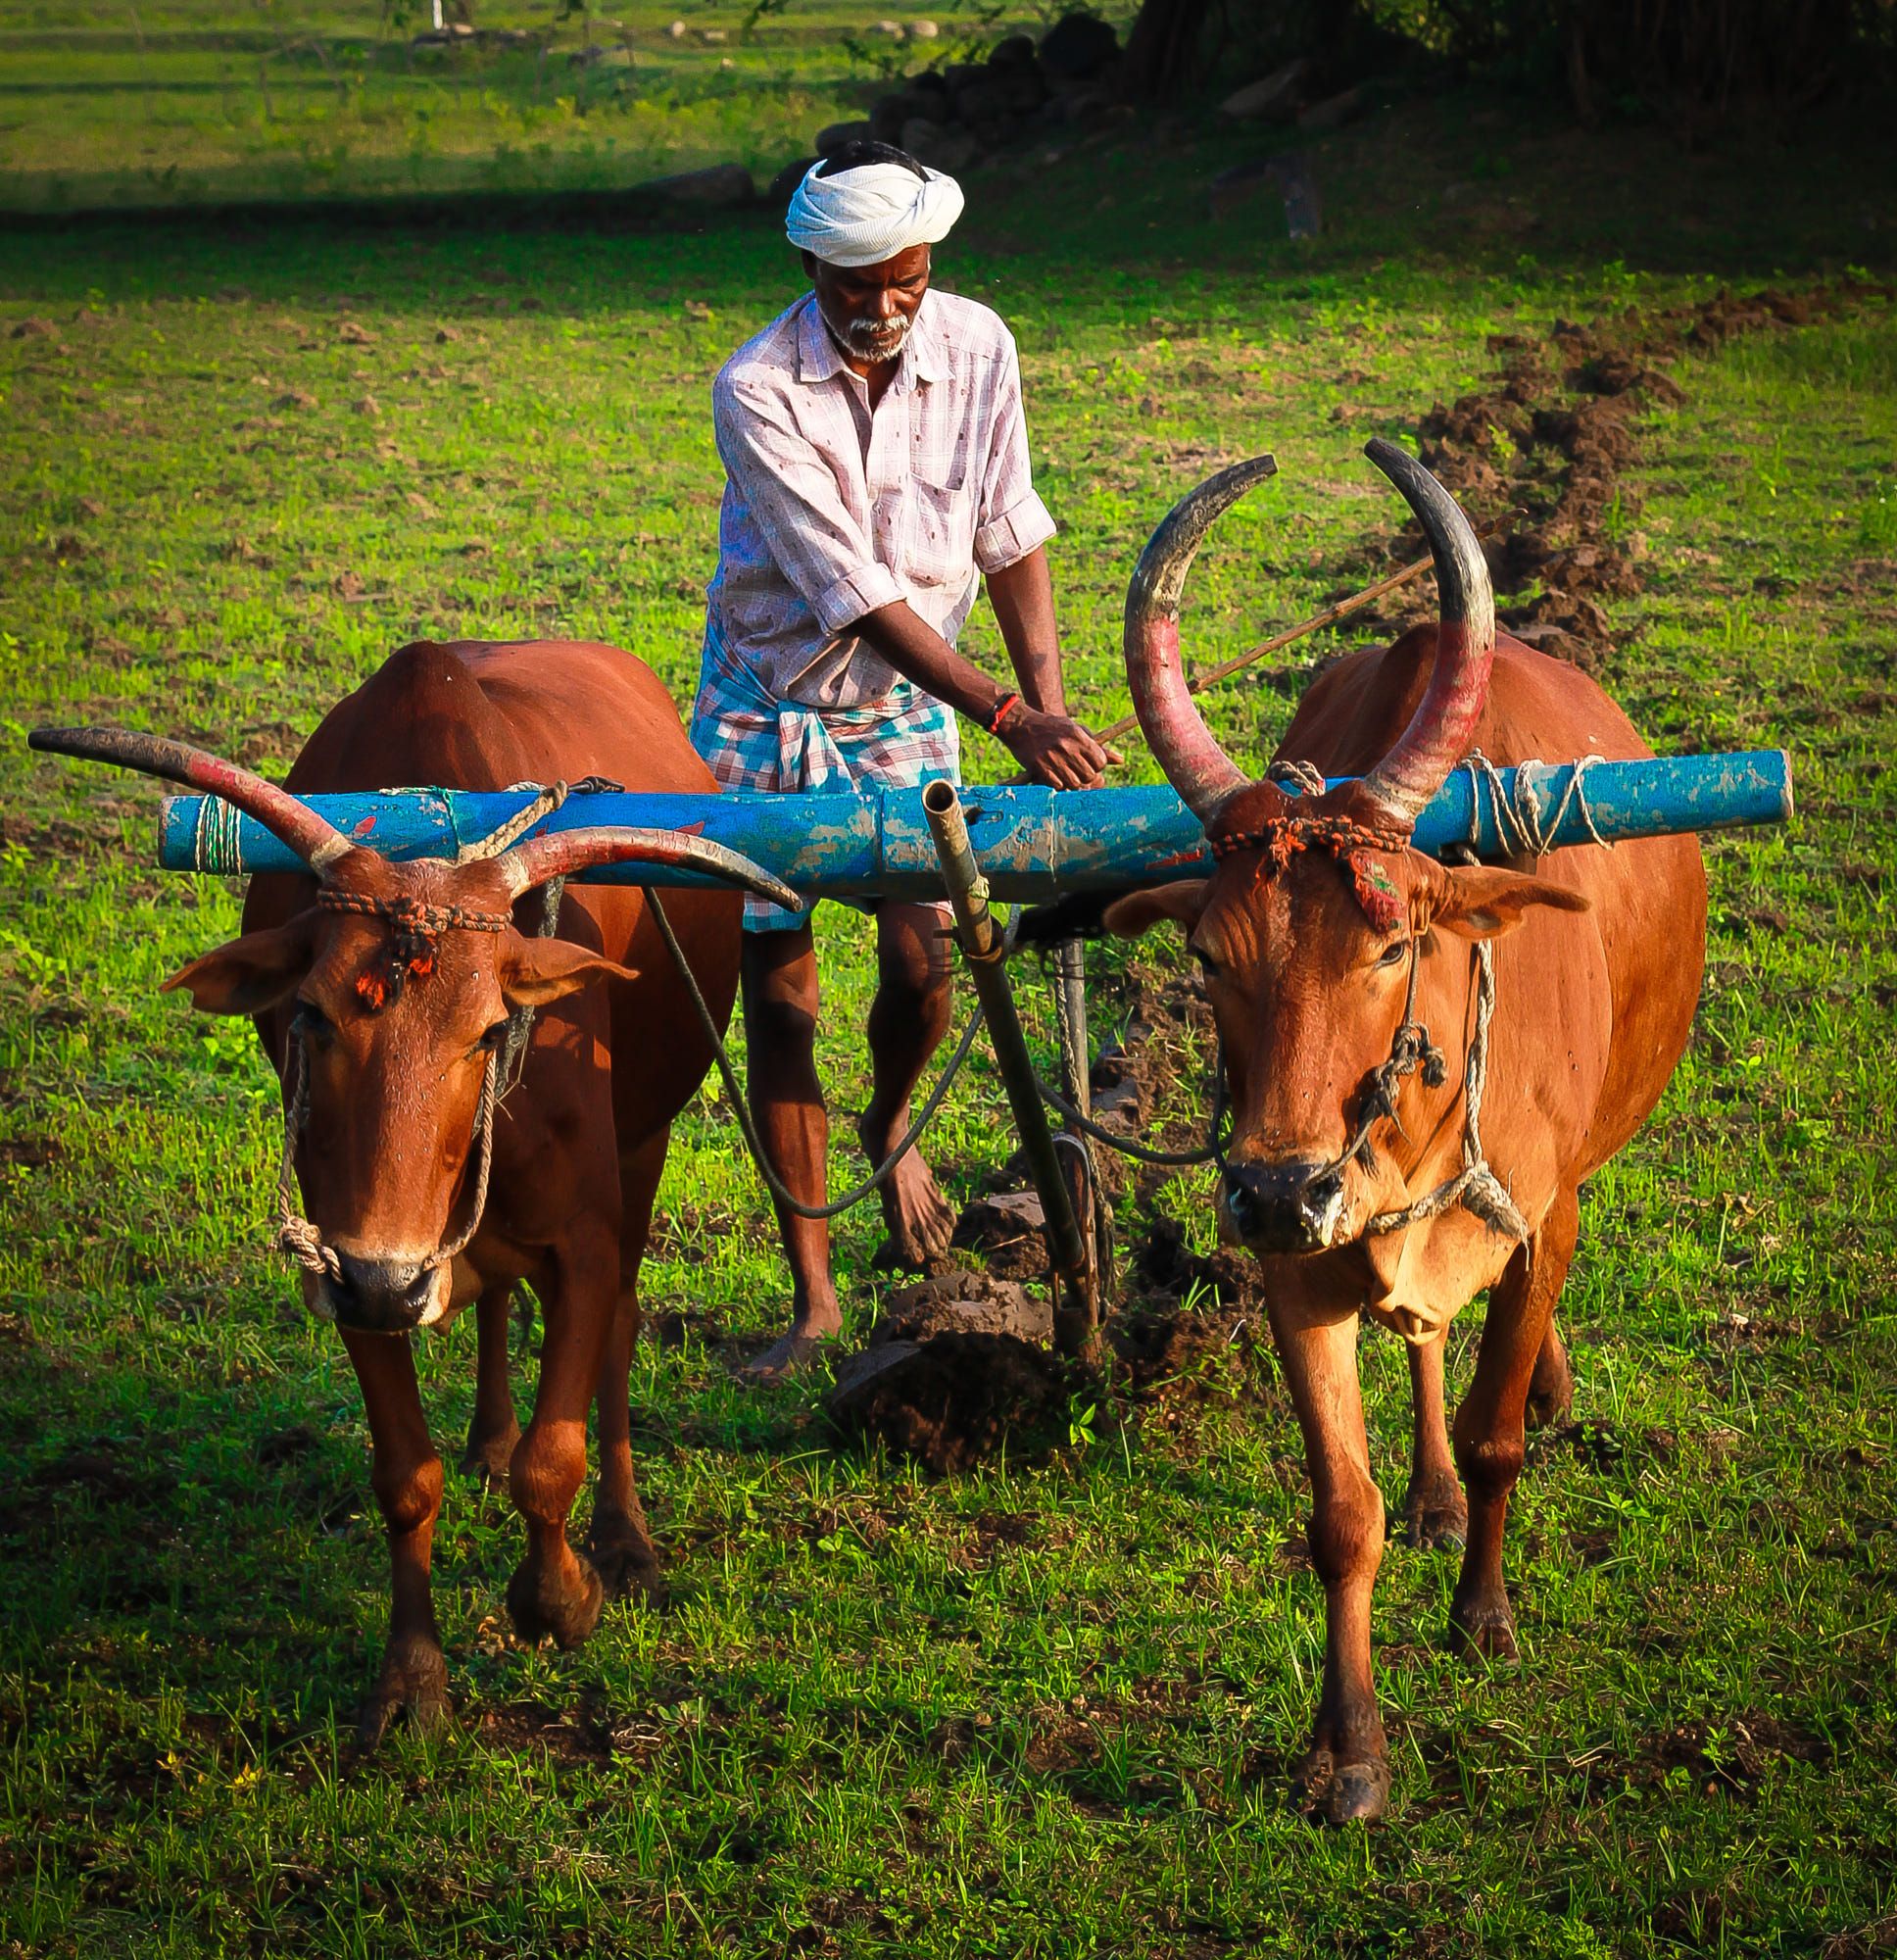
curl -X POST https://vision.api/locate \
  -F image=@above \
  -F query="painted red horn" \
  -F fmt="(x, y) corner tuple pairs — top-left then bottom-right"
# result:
(1122, 453), (1277, 823)
(1357, 438), (1496, 825)
(497, 826), (802, 912)
(29, 725), (354, 872)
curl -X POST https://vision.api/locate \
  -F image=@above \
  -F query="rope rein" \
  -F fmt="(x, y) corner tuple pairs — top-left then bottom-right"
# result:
(643, 888), (987, 1222)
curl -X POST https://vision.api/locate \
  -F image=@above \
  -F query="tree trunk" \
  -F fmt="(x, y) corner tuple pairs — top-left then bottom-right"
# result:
(1121, 0), (1212, 102)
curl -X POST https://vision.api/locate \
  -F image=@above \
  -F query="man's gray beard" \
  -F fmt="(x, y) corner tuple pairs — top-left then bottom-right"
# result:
(818, 299), (909, 365)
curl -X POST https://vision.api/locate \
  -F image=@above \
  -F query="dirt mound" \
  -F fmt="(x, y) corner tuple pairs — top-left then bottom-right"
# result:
(824, 1332), (1069, 1476)
(1408, 279), (1891, 667)
(869, 1268), (1052, 1348)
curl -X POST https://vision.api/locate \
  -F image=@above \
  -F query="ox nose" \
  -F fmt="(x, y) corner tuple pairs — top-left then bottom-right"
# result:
(326, 1250), (437, 1332)
(1225, 1159), (1346, 1254)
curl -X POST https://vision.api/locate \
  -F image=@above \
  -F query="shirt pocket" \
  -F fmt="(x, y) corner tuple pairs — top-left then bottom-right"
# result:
(903, 461), (972, 591)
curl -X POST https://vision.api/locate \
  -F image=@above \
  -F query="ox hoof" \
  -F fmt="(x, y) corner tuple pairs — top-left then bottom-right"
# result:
(1402, 1476), (1469, 1551)
(358, 1642), (450, 1750)
(586, 1516), (667, 1606)
(507, 1554), (605, 1650)
(460, 1423), (521, 1491)
(1448, 1593), (1521, 1666)
(1294, 1744), (1390, 1826)
(1525, 1377), (1574, 1433)
(1326, 1758), (1391, 1825)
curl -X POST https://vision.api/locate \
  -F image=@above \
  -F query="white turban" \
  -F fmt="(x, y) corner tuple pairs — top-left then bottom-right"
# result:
(784, 159), (964, 270)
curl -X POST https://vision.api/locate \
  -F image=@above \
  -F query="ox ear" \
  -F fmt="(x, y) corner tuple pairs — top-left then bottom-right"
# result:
(162, 915), (318, 1015)
(1433, 865), (1590, 941)
(1100, 881), (1210, 941)
(500, 934), (640, 1009)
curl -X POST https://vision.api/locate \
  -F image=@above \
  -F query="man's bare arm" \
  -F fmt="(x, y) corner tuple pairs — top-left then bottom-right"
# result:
(852, 583), (1112, 791)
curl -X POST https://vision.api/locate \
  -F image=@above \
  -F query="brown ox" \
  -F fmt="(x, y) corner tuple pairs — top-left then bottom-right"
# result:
(31, 639), (797, 1743)
(1104, 443), (1706, 1822)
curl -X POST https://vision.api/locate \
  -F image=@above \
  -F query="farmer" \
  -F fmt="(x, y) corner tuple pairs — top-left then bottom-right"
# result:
(692, 139), (1112, 1379)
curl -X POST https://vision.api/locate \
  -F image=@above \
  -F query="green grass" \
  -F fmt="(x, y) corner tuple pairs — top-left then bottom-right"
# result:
(0, 0), (1093, 214)
(2, 86), (1896, 1959)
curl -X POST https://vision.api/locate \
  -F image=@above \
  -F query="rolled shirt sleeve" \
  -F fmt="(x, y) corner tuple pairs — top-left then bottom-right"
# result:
(971, 332), (1057, 576)
(714, 371), (904, 633)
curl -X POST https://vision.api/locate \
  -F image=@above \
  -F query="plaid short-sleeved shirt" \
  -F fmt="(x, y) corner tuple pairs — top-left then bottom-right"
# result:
(703, 287), (1056, 711)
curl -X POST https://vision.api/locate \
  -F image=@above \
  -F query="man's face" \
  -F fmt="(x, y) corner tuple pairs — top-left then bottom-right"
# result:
(805, 244), (931, 367)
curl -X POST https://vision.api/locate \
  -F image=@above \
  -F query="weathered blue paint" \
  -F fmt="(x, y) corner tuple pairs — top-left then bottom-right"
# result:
(158, 750), (1792, 900)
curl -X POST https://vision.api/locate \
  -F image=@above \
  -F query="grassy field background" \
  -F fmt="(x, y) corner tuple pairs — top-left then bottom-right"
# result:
(2, 73), (1896, 1959)
(0, 0), (1088, 213)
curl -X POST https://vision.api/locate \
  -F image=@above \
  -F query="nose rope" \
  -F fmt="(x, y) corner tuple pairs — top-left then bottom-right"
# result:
(272, 1023), (501, 1283)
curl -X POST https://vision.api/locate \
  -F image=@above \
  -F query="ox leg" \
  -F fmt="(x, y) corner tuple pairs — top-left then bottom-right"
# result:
(1449, 1186), (1581, 1663)
(505, 1223), (616, 1649)
(461, 1282), (522, 1488)
(1527, 1319), (1576, 1432)
(1402, 1331), (1468, 1549)
(343, 1327), (450, 1747)
(1271, 1298), (1389, 1824)
(587, 1130), (667, 1604)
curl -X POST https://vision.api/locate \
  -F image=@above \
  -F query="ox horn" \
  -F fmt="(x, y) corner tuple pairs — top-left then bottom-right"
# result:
(1357, 437), (1497, 825)
(1123, 453), (1278, 823)
(496, 826), (802, 913)
(28, 725), (353, 871)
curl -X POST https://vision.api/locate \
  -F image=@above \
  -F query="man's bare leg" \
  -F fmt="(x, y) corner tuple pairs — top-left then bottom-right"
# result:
(741, 922), (842, 1379)
(860, 902), (957, 1269)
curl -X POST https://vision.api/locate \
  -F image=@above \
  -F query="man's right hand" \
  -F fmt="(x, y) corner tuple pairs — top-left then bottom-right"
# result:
(1000, 706), (1121, 791)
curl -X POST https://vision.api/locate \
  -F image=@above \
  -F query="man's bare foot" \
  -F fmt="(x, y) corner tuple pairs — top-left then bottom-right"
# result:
(858, 1114), (956, 1271)
(741, 1326), (838, 1384)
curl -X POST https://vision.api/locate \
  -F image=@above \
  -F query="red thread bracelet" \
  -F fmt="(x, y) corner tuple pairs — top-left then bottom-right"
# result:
(986, 692), (1022, 736)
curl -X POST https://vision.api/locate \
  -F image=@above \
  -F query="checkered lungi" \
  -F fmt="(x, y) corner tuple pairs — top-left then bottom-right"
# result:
(689, 629), (961, 933)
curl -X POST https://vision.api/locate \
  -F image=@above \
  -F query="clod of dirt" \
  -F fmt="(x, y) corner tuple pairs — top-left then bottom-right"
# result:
(1130, 1213), (1262, 1311)
(869, 1268), (1052, 1348)
(824, 1332), (1067, 1476)
(1639, 1712), (1829, 1799)
(950, 1189), (1049, 1280)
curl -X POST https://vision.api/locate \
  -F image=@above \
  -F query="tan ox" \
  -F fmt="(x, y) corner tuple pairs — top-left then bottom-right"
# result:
(1103, 444), (1706, 1822)
(32, 640), (796, 1743)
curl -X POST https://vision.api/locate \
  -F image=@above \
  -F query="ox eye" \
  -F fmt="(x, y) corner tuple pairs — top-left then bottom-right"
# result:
(1376, 939), (1411, 969)
(472, 1018), (511, 1058)
(292, 999), (334, 1046)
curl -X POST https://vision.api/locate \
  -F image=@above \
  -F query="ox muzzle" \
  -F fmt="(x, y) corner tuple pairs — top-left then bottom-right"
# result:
(1224, 1158), (1347, 1255)
(316, 1250), (448, 1334)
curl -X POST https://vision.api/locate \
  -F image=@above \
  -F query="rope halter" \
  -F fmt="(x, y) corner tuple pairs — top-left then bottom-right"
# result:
(274, 782), (590, 1294)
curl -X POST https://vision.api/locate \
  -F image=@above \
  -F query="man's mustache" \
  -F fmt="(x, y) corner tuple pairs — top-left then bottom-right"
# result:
(821, 302), (910, 360)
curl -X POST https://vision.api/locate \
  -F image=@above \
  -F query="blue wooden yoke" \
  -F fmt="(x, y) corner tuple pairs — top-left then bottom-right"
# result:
(158, 750), (1792, 902)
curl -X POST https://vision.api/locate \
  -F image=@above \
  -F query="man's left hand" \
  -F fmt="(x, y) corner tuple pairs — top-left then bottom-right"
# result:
(999, 706), (1123, 791)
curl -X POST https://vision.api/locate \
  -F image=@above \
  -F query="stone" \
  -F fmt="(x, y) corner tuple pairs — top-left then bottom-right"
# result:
(1038, 11), (1119, 81)
(904, 18), (939, 37)
(1218, 58), (1310, 121)
(870, 19), (904, 35)
(665, 19), (686, 37)
(988, 32), (1037, 70)
(695, 26), (726, 42)
(899, 119), (978, 172)
(639, 163), (755, 206)
(815, 119), (876, 156)
(1296, 84), (1366, 131)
